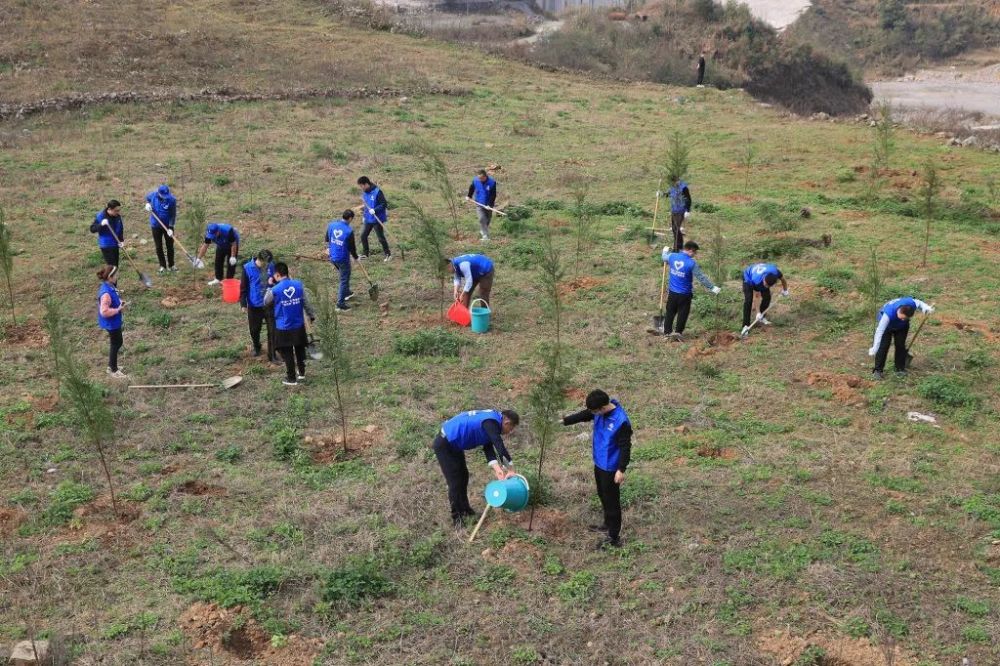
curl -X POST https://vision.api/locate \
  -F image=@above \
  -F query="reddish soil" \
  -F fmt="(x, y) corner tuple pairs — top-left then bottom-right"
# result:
(803, 371), (871, 406)
(557, 276), (608, 296)
(3, 320), (49, 348)
(482, 540), (545, 575)
(175, 480), (228, 497)
(722, 193), (752, 203)
(513, 508), (570, 538)
(160, 285), (205, 309)
(757, 628), (915, 666)
(685, 331), (739, 358)
(180, 602), (323, 666)
(563, 387), (587, 402)
(306, 424), (383, 462)
(937, 316), (999, 343)
(0, 506), (27, 536)
(696, 445), (738, 460)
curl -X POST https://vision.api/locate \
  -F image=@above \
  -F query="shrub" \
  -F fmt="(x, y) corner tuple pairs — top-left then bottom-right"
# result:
(815, 267), (856, 293)
(504, 204), (534, 222)
(917, 376), (978, 408)
(392, 329), (463, 357)
(321, 557), (393, 606)
(175, 565), (286, 609)
(557, 571), (597, 602)
(40, 481), (95, 526)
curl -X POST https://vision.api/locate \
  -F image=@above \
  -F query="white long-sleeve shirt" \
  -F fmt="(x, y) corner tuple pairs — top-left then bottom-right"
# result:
(870, 299), (932, 350)
(453, 260), (474, 293)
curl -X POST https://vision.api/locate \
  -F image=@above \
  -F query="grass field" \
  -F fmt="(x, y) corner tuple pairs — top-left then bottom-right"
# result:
(1, 2), (999, 664)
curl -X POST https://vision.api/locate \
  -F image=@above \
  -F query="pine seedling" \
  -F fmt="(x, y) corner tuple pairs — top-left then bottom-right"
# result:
(407, 137), (461, 238)
(860, 249), (884, 313)
(918, 159), (941, 268)
(864, 101), (894, 202)
(315, 280), (353, 454)
(664, 130), (691, 184)
(563, 171), (594, 281)
(0, 206), (15, 325)
(703, 214), (730, 330)
(397, 194), (450, 320)
(740, 133), (756, 198)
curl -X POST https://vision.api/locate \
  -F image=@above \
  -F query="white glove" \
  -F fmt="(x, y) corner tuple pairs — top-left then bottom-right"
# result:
(781, 289), (789, 297)
(923, 304), (935, 314)
(679, 227), (685, 234)
(195, 258), (205, 269)
(740, 325), (750, 336)
(228, 256), (237, 267)
(684, 211), (690, 220)
(145, 203), (152, 212)
(868, 347), (877, 357)
(711, 286), (721, 295)
(166, 229), (174, 237)
(655, 190), (662, 197)
(756, 312), (765, 322)
(100, 218), (109, 227)
(368, 209), (377, 217)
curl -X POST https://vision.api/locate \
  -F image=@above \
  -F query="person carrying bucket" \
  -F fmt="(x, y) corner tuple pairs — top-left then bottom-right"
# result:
(434, 409), (519, 527)
(240, 249), (276, 360)
(558, 390), (632, 549)
(450, 253), (494, 309)
(144, 184), (178, 273)
(326, 209), (359, 312)
(264, 262), (316, 386)
(90, 199), (125, 268)
(196, 222), (240, 286)
(96, 265), (128, 379)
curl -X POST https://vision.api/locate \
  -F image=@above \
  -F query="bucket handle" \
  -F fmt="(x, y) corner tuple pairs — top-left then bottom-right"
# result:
(470, 298), (490, 312)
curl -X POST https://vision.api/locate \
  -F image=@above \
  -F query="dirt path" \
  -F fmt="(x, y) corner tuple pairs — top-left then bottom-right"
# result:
(871, 63), (1000, 117)
(740, 0), (812, 29)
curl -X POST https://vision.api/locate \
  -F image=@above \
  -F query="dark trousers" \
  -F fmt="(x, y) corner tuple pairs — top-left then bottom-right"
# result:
(874, 326), (909, 372)
(594, 466), (622, 540)
(670, 211), (685, 252)
(151, 225), (175, 268)
(361, 223), (390, 257)
(697, 67), (705, 85)
(108, 328), (123, 371)
(664, 291), (692, 334)
(433, 435), (474, 521)
(742, 283), (771, 327)
(472, 270), (494, 306)
(278, 345), (306, 381)
(247, 305), (275, 360)
(214, 246), (236, 281)
(332, 259), (352, 307)
(100, 247), (120, 268)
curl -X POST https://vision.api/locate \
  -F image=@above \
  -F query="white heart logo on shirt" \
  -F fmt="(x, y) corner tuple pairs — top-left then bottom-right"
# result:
(283, 287), (296, 299)
(673, 260), (684, 270)
(333, 229), (343, 239)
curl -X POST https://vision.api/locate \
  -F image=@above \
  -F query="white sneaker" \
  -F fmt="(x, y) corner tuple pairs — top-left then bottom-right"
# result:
(282, 379), (299, 386)
(358, 254), (368, 261)
(207, 278), (221, 286)
(158, 267), (167, 274)
(297, 374), (306, 381)
(480, 235), (490, 242)
(109, 369), (128, 379)
(169, 265), (178, 272)
(740, 326), (750, 338)
(760, 317), (772, 326)
(383, 254), (393, 262)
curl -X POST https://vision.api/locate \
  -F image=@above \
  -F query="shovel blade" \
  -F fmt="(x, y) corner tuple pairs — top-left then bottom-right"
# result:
(651, 316), (666, 334)
(368, 284), (379, 301)
(139, 272), (153, 288)
(221, 376), (243, 389)
(906, 353), (913, 369)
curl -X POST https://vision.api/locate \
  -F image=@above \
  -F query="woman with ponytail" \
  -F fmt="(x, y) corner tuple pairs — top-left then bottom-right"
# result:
(97, 265), (127, 379)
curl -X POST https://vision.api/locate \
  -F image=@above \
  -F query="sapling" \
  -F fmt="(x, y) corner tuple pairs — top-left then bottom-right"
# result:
(314, 279), (353, 454)
(664, 130), (691, 184)
(918, 159), (941, 267)
(562, 172), (594, 281)
(397, 194), (450, 320)
(864, 101), (894, 202)
(0, 205), (15, 325)
(703, 214), (730, 330)
(407, 137), (461, 239)
(860, 249), (884, 314)
(740, 133), (755, 198)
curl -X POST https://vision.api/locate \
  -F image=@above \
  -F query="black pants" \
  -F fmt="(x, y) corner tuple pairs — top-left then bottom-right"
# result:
(433, 435), (474, 521)
(874, 326), (909, 372)
(664, 291), (692, 334)
(247, 306), (276, 360)
(670, 211), (685, 252)
(214, 246), (236, 281)
(742, 283), (771, 327)
(594, 466), (622, 540)
(151, 225), (175, 268)
(100, 247), (120, 268)
(360, 224), (390, 257)
(108, 328), (123, 371)
(697, 67), (705, 85)
(277, 345), (306, 381)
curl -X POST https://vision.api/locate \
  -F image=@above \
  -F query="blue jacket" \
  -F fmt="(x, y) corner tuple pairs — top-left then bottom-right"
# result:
(146, 189), (177, 228)
(442, 410), (503, 450)
(326, 220), (355, 263)
(743, 263), (782, 291)
(361, 186), (388, 225)
(452, 254), (494, 281)
(97, 282), (122, 331)
(879, 297), (917, 331)
(242, 260), (274, 308)
(665, 251), (696, 295)
(592, 400), (631, 473)
(91, 210), (124, 249)
(271, 278), (306, 331)
(669, 181), (691, 213)
(205, 222), (239, 248)
(471, 177), (497, 207)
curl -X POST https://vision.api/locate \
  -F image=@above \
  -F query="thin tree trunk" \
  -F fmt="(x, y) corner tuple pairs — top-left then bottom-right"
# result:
(4, 272), (14, 325)
(922, 218), (930, 267)
(93, 438), (119, 518)
(334, 369), (348, 454)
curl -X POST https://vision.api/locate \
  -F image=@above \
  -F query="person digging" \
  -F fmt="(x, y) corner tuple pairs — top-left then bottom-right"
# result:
(661, 176), (692, 252)
(96, 265), (128, 379)
(144, 184), (178, 273)
(240, 249), (277, 361)
(90, 199), (125, 268)
(264, 262), (316, 386)
(558, 390), (632, 550)
(449, 253), (494, 309)
(659, 241), (720, 341)
(869, 296), (934, 380)
(467, 168), (498, 242)
(357, 176), (392, 261)
(196, 222), (241, 286)
(325, 209), (359, 312)
(434, 409), (519, 527)
(740, 262), (788, 338)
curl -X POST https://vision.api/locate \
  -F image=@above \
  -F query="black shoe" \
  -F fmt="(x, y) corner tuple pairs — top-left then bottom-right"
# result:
(894, 370), (908, 379)
(282, 379), (299, 386)
(336, 304), (350, 313)
(872, 370), (884, 380)
(587, 524), (609, 533)
(596, 536), (622, 550)
(251, 347), (261, 357)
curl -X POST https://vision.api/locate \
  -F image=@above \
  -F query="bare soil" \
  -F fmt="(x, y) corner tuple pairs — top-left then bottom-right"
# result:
(180, 602), (323, 666)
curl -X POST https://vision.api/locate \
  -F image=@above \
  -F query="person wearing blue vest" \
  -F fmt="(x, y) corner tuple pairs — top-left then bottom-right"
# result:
(558, 390), (633, 549)
(449, 253), (494, 308)
(357, 176), (392, 262)
(89, 200), (125, 268)
(240, 249), (276, 360)
(466, 169), (498, 241)
(196, 222), (241, 285)
(434, 409), (520, 526)
(144, 184), (178, 273)
(325, 209), (359, 312)
(96, 265), (128, 379)
(659, 241), (720, 341)
(869, 296), (934, 379)
(664, 176), (692, 251)
(264, 262), (316, 386)
(740, 262), (789, 337)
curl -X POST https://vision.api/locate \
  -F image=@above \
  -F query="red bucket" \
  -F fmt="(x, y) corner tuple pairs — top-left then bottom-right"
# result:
(447, 300), (471, 327)
(221, 279), (240, 303)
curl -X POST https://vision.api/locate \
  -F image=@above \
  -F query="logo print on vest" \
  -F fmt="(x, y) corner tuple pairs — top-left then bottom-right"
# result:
(333, 229), (343, 239)
(282, 286), (296, 299)
(673, 260), (684, 270)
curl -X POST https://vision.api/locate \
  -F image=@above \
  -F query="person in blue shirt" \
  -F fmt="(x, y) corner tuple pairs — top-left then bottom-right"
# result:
(89, 200), (125, 268)
(96, 265), (128, 379)
(663, 176), (692, 251)
(264, 262), (316, 386)
(558, 390), (633, 549)
(240, 249), (276, 360)
(357, 176), (392, 262)
(466, 169), (498, 242)
(449, 253), (494, 308)
(196, 222), (241, 285)
(869, 296), (934, 379)
(325, 209), (359, 312)
(740, 262), (789, 337)
(144, 184), (178, 273)
(434, 409), (520, 526)
(659, 241), (720, 341)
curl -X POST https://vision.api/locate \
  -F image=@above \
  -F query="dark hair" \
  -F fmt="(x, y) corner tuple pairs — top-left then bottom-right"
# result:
(764, 274), (778, 287)
(257, 249), (273, 263)
(501, 409), (520, 426)
(477, 169), (488, 177)
(97, 265), (117, 281)
(683, 241), (700, 252)
(274, 261), (289, 276)
(343, 209), (355, 220)
(106, 199), (121, 211)
(357, 176), (372, 186)
(585, 389), (610, 411)
(899, 305), (915, 317)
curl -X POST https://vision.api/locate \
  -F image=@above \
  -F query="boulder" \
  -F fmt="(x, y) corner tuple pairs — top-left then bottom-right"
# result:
(9, 640), (50, 665)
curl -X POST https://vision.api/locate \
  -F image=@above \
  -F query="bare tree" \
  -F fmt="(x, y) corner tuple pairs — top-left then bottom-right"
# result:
(918, 159), (941, 267)
(0, 205), (14, 325)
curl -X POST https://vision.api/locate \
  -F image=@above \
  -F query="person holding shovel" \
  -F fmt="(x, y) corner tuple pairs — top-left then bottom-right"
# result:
(90, 199), (125, 268)
(467, 169), (498, 242)
(660, 241), (720, 341)
(357, 176), (392, 261)
(558, 389), (632, 549)
(96, 265), (128, 379)
(740, 262), (788, 337)
(196, 222), (240, 286)
(664, 176), (692, 252)
(450, 253), (494, 308)
(144, 184), (177, 273)
(264, 262), (315, 386)
(869, 296), (934, 380)
(434, 409), (520, 527)
(326, 209), (359, 312)
(240, 249), (276, 360)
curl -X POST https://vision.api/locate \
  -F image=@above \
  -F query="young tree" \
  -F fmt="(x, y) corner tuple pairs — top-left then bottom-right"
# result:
(740, 133), (756, 198)
(864, 102), (894, 202)
(0, 206), (15, 325)
(918, 159), (941, 267)
(397, 194), (450, 321)
(664, 130), (691, 184)
(702, 214), (730, 330)
(314, 280), (353, 455)
(860, 249), (884, 314)
(407, 137), (461, 239)
(43, 294), (120, 518)
(561, 171), (594, 281)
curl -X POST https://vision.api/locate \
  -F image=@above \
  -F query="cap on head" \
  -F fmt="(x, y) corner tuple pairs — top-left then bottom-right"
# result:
(157, 184), (170, 197)
(585, 389), (610, 411)
(206, 223), (219, 236)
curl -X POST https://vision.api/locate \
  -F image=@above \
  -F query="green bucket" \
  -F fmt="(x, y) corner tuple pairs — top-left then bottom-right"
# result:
(470, 298), (491, 334)
(484, 474), (530, 512)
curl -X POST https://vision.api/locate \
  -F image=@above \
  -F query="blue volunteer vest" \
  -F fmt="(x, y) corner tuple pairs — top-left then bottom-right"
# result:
(327, 220), (353, 262)
(94, 211), (123, 248)
(209, 223), (237, 247)
(664, 251), (696, 295)
(452, 254), (494, 280)
(272, 278), (306, 331)
(472, 177), (496, 205)
(879, 297), (917, 331)
(243, 260), (272, 308)
(97, 282), (122, 331)
(147, 192), (176, 228)
(669, 181), (688, 213)
(744, 263), (780, 290)
(593, 401), (630, 472)
(361, 187), (386, 224)
(442, 410), (503, 451)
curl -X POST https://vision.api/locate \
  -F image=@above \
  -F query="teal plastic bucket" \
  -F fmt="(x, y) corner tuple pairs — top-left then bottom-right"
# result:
(470, 298), (491, 334)
(484, 474), (530, 512)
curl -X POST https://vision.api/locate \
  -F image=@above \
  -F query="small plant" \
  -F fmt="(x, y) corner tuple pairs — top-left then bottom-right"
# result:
(563, 171), (595, 280)
(313, 279), (353, 454)
(213, 175), (232, 187)
(407, 137), (460, 238)
(918, 158), (941, 267)
(215, 445), (243, 464)
(183, 195), (207, 249)
(793, 645), (827, 666)
(397, 194), (450, 320)
(0, 205), (15, 325)
(392, 329), (463, 357)
(740, 133), (756, 197)
(556, 571), (597, 602)
(309, 141), (335, 161)
(322, 557), (393, 606)
(917, 375), (978, 408)
(40, 481), (95, 526)
(858, 249), (884, 313)
(664, 130), (691, 184)
(864, 101), (894, 201)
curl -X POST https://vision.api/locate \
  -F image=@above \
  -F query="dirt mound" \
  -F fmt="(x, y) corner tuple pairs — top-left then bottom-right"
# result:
(757, 628), (915, 666)
(0, 507), (27, 536)
(175, 480), (227, 497)
(938, 317), (999, 343)
(180, 602), (322, 665)
(696, 445), (738, 460)
(558, 276), (608, 296)
(685, 330), (739, 358)
(514, 508), (570, 538)
(160, 286), (204, 309)
(3, 320), (49, 348)
(306, 425), (383, 462)
(482, 540), (545, 574)
(803, 371), (871, 406)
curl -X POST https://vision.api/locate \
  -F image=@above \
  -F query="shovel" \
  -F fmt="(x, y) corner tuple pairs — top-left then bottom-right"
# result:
(105, 225), (153, 288)
(150, 209), (202, 268)
(651, 262), (668, 333)
(469, 199), (508, 217)
(905, 312), (930, 369)
(354, 257), (379, 301)
(648, 177), (663, 245)
(129, 376), (243, 390)
(305, 319), (323, 361)
(360, 199), (404, 260)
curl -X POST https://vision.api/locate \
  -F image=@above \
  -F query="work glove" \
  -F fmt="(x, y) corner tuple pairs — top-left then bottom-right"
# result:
(368, 209), (377, 217)
(145, 203), (152, 212)
(194, 258), (205, 269)
(100, 218), (110, 227)
(921, 304), (935, 314)
(868, 346), (877, 357)
(781, 289), (789, 297)
(684, 211), (690, 220)
(655, 190), (662, 197)
(228, 256), (237, 267)
(756, 312), (766, 322)
(711, 286), (721, 295)
(166, 229), (174, 237)
(679, 227), (685, 234)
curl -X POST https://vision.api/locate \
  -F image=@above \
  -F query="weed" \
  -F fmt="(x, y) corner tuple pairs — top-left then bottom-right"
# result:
(556, 571), (597, 602)
(954, 596), (990, 617)
(842, 616), (871, 638)
(214, 445), (243, 463)
(474, 564), (516, 593)
(393, 329), (463, 357)
(511, 646), (540, 665)
(793, 645), (827, 666)
(39, 481), (95, 526)
(917, 375), (978, 409)
(213, 175), (231, 187)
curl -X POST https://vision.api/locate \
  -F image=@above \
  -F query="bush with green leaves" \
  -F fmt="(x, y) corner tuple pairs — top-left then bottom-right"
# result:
(322, 557), (393, 606)
(917, 375), (978, 409)
(40, 481), (95, 526)
(393, 329), (463, 357)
